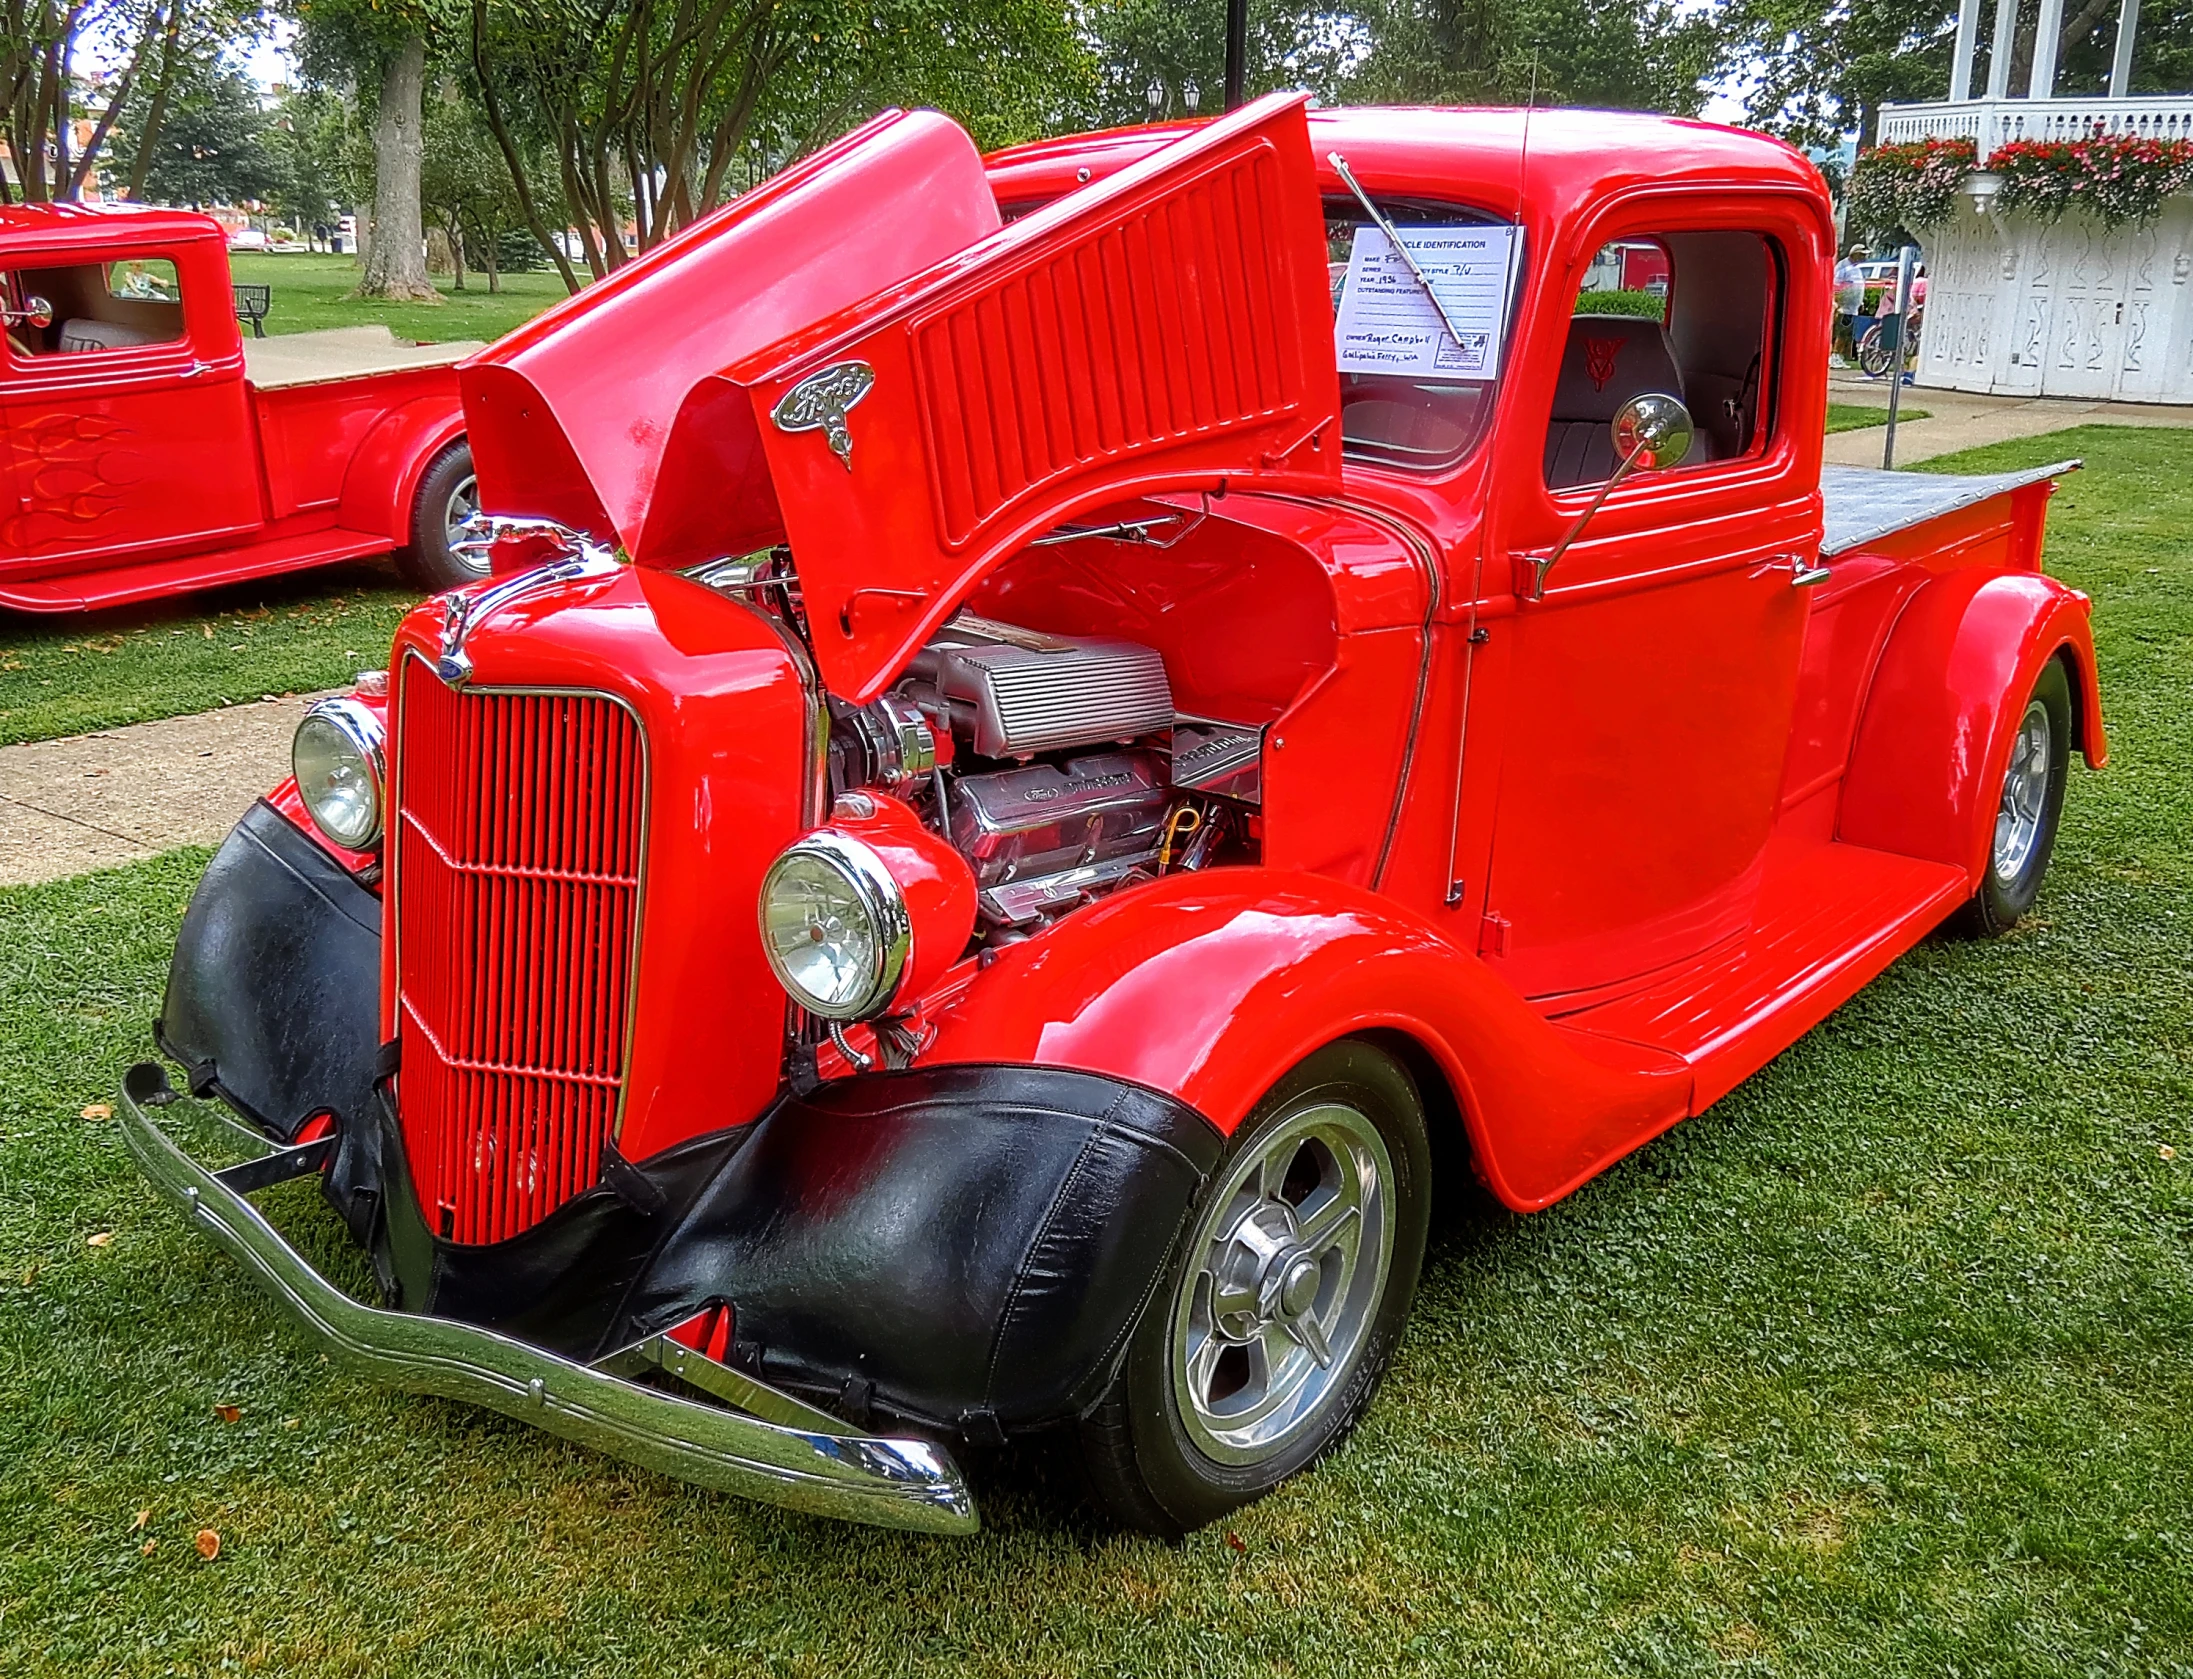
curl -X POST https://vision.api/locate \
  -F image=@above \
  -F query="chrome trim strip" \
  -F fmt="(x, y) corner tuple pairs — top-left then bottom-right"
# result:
(115, 1065), (979, 1535)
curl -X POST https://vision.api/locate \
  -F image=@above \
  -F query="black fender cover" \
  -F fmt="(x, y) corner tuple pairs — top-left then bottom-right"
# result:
(157, 800), (381, 1145)
(615, 1065), (1224, 1438)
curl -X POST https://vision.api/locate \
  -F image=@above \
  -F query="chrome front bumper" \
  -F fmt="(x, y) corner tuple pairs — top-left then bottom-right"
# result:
(115, 1064), (979, 1536)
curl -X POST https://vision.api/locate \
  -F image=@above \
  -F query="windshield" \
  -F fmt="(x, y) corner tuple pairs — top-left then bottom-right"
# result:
(1324, 195), (1521, 474)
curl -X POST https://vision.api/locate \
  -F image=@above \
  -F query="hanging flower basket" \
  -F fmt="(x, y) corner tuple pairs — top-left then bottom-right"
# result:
(1990, 134), (2193, 227)
(1846, 138), (1979, 241)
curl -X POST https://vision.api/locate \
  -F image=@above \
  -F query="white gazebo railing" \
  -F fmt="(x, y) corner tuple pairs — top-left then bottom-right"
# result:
(1878, 95), (2193, 160)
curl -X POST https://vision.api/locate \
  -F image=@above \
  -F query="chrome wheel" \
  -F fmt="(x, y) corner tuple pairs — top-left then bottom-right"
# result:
(1170, 1100), (1395, 1466)
(444, 472), (483, 574)
(1992, 697), (2052, 884)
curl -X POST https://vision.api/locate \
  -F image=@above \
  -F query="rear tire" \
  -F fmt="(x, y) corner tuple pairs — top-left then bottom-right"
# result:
(1953, 656), (2072, 938)
(1076, 1040), (1432, 1537)
(396, 440), (482, 593)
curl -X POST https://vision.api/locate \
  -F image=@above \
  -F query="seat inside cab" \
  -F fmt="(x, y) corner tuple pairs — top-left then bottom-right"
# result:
(1544, 231), (1775, 490)
(3, 258), (184, 358)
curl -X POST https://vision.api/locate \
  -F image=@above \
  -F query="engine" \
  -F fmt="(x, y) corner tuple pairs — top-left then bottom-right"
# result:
(828, 614), (1255, 938)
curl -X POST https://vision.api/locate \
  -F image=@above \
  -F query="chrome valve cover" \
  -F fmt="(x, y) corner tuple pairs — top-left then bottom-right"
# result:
(949, 751), (1169, 924)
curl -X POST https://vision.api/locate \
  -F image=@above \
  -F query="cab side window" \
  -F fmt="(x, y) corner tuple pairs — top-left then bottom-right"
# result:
(3, 257), (186, 359)
(1544, 231), (1778, 490)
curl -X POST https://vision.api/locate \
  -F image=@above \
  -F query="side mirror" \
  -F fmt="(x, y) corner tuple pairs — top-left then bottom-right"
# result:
(3, 295), (53, 331)
(1610, 391), (1694, 470)
(1521, 391), (1697, 602)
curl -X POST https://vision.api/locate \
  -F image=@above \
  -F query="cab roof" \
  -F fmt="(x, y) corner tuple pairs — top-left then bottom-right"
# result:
(983, 105), (1825, 224)
(0, 201), (225, 254)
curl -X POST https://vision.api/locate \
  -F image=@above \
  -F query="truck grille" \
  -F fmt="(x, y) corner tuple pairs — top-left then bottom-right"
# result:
(393, 660), (645, 1244)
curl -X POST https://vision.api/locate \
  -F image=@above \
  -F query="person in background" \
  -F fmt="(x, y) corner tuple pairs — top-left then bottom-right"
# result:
(1833, 245), (1866, 368)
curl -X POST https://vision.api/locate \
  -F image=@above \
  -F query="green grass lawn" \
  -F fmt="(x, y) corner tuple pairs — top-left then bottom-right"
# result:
(227, 253), (569, 346)
(2, 427), (2189, 1674)
(1827, 401), (1929, 433)
(0, 566), (420, 747)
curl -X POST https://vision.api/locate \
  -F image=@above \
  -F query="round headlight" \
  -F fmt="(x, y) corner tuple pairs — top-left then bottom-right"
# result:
(292, 698), (387, 851)
(758, 831), (912, 1020)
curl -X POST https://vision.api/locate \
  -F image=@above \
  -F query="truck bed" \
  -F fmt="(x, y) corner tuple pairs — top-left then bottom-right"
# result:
(243, 325), (485, 391)
(1820, 459), (2077, 556)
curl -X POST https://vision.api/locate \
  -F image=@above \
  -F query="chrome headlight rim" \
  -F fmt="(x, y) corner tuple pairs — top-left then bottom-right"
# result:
(758, 830), (913, 1022)
(291, 696), (388, 851)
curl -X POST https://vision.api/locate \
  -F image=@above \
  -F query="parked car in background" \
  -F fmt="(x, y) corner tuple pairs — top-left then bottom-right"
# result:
(0, 203), (481, 611)
(121, 98), (2104, 1539)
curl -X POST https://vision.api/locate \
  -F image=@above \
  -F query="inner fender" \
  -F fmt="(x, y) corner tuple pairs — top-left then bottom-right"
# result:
(613, 1064), (1222, 1438)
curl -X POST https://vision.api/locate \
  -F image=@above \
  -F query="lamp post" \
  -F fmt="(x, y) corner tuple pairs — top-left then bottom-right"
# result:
(1224, 0), (1248, 110)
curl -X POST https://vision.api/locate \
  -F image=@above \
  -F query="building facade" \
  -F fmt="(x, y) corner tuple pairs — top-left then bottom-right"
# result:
(1879, 0), (2193, 403)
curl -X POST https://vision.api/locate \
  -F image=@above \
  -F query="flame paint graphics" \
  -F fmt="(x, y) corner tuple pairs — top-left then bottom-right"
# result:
(3, 412), (141, 553)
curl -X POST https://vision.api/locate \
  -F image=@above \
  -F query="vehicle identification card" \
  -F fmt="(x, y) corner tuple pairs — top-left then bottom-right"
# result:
(1333, 224), (1519, 380)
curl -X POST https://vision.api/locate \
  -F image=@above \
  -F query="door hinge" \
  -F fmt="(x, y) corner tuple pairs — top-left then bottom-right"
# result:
(1477, 912), (1510, 957)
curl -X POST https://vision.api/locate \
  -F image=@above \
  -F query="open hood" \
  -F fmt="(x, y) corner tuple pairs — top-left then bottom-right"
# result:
(463, 93), (1340, 703)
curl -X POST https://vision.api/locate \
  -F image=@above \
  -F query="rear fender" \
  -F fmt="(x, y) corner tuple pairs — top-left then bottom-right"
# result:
(1840, 569), (2105, 884)
(337, 396), (466, 545)
(919, 870), (1693, 1212)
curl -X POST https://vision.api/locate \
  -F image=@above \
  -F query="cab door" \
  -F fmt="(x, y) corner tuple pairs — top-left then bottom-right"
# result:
(0, 237), (262, 570)
(1478, 197), (1831, 1003)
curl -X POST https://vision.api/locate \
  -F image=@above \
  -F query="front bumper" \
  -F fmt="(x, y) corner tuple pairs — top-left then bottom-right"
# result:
(116, 1063), (979, 1536)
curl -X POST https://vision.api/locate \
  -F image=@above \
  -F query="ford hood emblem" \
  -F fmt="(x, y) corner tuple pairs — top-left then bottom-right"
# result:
(771, 361), (876, 470)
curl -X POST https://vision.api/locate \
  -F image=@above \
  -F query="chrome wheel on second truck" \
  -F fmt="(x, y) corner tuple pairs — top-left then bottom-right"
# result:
(1078, 1040), (1431, 1536)
(397, 439), (484, 592)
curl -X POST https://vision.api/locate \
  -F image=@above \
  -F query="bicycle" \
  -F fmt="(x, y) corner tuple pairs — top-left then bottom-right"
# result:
(1858, 305), (1922, 380)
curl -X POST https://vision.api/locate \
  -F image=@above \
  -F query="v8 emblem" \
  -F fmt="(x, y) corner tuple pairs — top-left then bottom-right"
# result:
(770, 361), (876, 470)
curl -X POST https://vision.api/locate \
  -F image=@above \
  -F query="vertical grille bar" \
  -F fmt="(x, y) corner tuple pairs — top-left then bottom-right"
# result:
(393, 660), (644, 1245)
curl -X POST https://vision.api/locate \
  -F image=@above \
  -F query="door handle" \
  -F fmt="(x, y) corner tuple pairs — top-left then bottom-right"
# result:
(1775, 551), (1832, 587)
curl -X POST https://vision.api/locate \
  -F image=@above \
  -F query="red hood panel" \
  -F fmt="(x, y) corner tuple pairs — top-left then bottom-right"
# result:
(459, 109), (1002, 556)
(741, 92), (1342, 701)
(466, 94), (1341, 703)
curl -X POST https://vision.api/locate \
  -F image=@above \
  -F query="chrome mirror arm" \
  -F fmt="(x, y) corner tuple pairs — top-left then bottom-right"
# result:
(1520, 391), (1695, 603)
(1521, 442), (1648, 602)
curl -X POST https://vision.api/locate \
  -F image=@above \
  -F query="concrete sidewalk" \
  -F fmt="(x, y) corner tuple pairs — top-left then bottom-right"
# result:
(1825, 368), (2193, 465)
(0, 695), (321, 887)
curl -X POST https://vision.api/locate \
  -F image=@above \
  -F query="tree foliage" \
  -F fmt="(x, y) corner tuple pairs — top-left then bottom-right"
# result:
(2, 0), (261, 200)
(466, 0), (1089, 288)
(106, 57), (285, 204)
(1342, 0), (1720, 113)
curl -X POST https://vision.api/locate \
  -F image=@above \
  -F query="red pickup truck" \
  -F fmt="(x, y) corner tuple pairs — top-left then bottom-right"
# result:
(0, 203), (478, 612)
(119, 98), (2104, 1538)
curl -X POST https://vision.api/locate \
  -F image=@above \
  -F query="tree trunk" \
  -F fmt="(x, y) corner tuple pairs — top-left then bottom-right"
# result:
(358, 36), (439, 302)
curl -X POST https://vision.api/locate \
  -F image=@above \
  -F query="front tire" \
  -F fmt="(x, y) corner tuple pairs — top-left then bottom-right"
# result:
(1954, 655), (2072, 938)
(396, 440), (483, 593)
(1076, 1040), (1432, 1537)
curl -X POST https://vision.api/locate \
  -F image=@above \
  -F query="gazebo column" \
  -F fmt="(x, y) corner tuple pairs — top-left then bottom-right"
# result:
(1950, 0), (1982, 102)
(1987, 0), (2019, 100)
(2110, 0), (2140, 97)
(2030, 0), (2066, 97)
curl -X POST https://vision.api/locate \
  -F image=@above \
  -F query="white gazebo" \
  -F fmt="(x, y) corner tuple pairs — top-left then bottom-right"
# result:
(1878, 0), (2193, 402)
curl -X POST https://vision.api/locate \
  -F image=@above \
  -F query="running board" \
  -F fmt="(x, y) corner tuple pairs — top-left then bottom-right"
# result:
(1551, 839), (1970, 1110)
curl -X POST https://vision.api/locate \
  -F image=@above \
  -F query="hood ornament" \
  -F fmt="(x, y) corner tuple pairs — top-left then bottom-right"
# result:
(438, 515), (622, 685)
(771, 361), (875, 470)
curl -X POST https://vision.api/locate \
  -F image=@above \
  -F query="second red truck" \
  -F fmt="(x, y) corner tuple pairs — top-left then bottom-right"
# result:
(0, 202), (478, 612)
